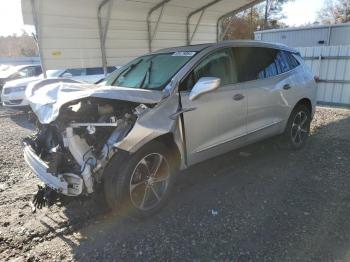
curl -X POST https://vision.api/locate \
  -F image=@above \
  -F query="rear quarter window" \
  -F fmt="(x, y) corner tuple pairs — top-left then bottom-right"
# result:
(286, 52), (301, 69)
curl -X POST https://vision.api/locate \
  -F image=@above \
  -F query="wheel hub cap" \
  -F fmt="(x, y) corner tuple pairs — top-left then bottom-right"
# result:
(129, 153), (170, 211)
(291, 111), (308, 145)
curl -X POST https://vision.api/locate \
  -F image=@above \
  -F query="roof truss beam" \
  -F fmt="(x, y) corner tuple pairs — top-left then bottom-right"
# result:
(216, 0), (265, 41)
(147, 0), (172, 52)
(186, 0), (223, 45)
(97, 0), (112, 76)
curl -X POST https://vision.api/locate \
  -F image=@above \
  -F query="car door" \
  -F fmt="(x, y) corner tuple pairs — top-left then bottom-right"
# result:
(234, 47), (292, 142)
(179, 48), (247, 166)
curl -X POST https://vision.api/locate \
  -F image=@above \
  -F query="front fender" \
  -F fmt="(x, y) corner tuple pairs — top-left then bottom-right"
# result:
(115, 93), (186, 168)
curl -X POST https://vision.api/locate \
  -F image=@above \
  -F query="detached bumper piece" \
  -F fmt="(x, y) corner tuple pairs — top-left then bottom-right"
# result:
(24, 145), (84, 196)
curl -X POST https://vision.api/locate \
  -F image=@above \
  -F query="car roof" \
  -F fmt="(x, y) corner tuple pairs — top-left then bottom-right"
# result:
(15, 64), (41, 70)
(155, 40), (299, 54)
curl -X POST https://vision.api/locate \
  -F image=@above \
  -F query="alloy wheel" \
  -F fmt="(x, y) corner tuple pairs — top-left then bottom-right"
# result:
(291, 111), (309, 146)
(129, 153), (170, 211)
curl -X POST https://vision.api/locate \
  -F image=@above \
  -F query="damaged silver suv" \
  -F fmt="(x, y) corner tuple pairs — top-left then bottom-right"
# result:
(24, 41), (317, 217)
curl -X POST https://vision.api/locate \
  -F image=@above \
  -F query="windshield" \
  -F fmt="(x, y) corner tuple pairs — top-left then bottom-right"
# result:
(38, 70), (64, 78)
(47, 70), (64, 77)
(104, 52), (196, 90)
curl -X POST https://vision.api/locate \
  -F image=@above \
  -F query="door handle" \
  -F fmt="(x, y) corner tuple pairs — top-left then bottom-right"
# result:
(233, 94), (245, 101)
(283, 84), (292, 90)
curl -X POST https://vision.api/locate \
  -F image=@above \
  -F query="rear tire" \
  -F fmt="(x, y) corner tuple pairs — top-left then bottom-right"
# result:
(281, 104), (311, 150)
(104, 141), (178, 218)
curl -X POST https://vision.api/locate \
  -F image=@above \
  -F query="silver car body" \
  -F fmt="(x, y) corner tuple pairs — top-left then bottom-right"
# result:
(24, 40), (317, 196)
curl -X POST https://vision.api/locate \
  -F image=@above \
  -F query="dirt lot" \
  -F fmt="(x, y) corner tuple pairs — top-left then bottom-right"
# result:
(0, 106), (350, 261)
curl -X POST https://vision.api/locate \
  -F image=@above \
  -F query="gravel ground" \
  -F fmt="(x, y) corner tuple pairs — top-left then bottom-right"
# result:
(0, 106), (350, 261)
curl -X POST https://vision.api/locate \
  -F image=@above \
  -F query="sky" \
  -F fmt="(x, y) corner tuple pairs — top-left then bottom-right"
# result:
(0, 0), (326, 37)
(282, 0), (325, 26)
(0, 0), (26, 36)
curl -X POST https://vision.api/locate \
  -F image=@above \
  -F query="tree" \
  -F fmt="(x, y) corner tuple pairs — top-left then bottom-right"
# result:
(263, 0), (295, 29)
(222, 7), (264, 40)
(221, 0), (291, 40)
(317, 0), (350, 24)
(0, 33), (38, 57)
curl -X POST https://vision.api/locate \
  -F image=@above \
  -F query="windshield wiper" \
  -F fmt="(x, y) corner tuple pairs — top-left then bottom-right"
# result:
(111, 59), (143, 86)
(140, 60), (153, 89)
(118, 59), (143, 80)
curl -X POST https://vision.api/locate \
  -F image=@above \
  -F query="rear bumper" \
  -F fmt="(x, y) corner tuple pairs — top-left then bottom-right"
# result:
(23, 145), (83, 196)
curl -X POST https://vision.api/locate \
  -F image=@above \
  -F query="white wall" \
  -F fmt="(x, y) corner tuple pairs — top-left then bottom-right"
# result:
(255, 24), (350, 48)
(298, 45), (350, 106)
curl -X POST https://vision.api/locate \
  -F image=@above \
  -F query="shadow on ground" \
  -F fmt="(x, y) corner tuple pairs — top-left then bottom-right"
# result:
(33, 113), (350, 261)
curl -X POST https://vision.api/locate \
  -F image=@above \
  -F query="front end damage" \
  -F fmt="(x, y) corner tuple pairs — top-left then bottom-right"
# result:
(23, 82), (182, 208)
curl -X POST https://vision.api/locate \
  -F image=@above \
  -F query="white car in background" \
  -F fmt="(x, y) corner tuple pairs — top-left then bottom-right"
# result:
(0, 65), (13, 72)
(0, 64), (42, 89)
(1, 66), (116, 108)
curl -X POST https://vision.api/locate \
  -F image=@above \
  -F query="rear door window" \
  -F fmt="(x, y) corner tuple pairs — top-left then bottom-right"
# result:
(233, 47), (277, 82)
(233, 47), (300, 82)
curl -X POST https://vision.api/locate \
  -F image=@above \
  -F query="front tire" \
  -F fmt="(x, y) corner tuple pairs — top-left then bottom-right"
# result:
(104, 141), (178, 218)
(282, 104), (311, 150)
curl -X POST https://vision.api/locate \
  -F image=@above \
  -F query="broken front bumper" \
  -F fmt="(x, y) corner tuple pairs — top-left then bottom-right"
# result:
(23, 145), (83, 196)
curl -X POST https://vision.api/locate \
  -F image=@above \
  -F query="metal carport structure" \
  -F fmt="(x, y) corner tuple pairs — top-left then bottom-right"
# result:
(21, 0), (264, 75)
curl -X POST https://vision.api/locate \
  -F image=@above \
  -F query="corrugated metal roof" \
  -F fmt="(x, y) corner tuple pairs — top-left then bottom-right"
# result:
(22, 0), (264, 70)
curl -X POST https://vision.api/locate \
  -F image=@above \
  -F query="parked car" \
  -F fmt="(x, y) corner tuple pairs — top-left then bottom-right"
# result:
(0, 64), (13, 72)
(1, 66), (116, 108)
(23, 41), (317, 217)
(0, 64), (42, 90)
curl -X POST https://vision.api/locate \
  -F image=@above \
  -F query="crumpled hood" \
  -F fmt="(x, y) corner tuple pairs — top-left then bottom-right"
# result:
(27, 82), (165, 124)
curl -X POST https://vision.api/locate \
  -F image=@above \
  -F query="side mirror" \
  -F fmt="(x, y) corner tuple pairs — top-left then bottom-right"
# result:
(189, 77), (220, 101)
(62, 72), (73, 78)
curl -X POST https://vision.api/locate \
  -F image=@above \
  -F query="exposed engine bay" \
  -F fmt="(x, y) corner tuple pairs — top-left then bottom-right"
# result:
(24, 98), (150, 207)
